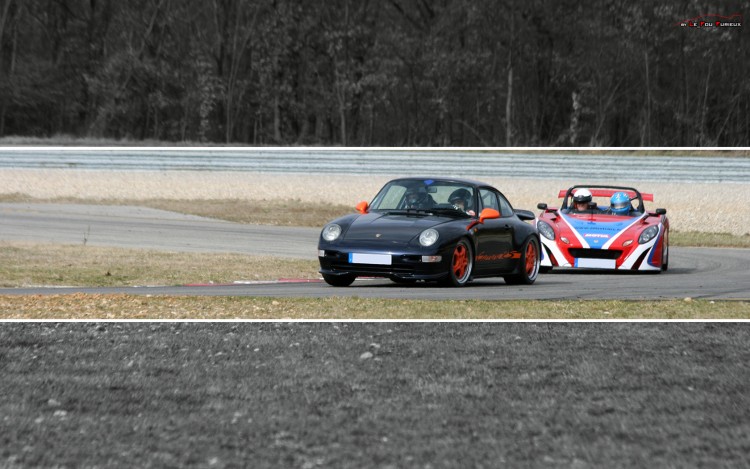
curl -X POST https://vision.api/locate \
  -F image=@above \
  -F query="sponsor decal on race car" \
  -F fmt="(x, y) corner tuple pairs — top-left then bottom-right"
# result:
(476, 251), (521, 262)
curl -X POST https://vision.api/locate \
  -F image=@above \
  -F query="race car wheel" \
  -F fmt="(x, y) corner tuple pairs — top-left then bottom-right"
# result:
(440, 239), (473, 287)
(504, 237), (541, 285)
(322, 273), (356, 287)
(661, 241), (669, 272)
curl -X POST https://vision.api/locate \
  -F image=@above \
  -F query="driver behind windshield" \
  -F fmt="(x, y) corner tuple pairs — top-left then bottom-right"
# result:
(608, 191), (636, 215)
(403, 186), (434, 210)
(569, 188), (595, 213)
(448, 188), (476, 216)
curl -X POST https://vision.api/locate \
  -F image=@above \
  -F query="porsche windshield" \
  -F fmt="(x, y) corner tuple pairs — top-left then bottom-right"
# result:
(370, 179), (476, 214)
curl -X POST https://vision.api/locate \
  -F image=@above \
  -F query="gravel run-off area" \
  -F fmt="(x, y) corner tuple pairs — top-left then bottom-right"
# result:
(3, 169), (750, 235)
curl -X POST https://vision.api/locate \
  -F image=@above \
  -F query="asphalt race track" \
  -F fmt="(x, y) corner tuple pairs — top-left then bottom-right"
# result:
(2, 203), (749, 300)
(0, 203), (318, 259)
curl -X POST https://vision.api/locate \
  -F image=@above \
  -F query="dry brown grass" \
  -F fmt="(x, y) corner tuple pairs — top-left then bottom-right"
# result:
(0, 241), (320, 288)
(138, 198), (353, 226)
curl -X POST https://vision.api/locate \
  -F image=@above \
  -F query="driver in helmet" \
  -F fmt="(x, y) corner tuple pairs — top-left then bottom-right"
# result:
(570, 188), (594, 213)
(404, 186), (433, 209)
(608, 191), (634, 215)
(448, 188), (476, 216)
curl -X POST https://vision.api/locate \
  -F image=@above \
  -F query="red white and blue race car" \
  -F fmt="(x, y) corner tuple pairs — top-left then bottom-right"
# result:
(536, 185), (669, 273)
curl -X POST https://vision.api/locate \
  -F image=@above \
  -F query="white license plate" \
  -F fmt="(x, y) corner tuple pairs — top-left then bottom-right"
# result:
(348, 253), (392, 265)
(574, 258), (616, 269)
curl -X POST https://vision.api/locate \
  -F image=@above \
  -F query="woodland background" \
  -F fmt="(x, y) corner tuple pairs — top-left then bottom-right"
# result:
(0, 0), (747, 146)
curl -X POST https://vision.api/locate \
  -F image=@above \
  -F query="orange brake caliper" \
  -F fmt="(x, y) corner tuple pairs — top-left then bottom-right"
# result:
(525, 243), (536, 274)
(453, 245), (467, 278)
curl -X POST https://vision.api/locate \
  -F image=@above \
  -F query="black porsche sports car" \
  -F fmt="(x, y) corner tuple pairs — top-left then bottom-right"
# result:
(317, 177), (541, 287)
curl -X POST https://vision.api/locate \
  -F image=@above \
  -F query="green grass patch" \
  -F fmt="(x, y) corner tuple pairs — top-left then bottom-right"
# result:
(0, 295), (748, 319)
(1, 322), (748, 467)
(670, 231), (750, 248)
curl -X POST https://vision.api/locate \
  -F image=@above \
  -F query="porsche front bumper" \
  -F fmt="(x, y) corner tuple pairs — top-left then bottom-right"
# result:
(318, 248), (452, 280)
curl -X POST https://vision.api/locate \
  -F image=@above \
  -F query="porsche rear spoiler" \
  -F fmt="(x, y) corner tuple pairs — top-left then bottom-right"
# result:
(557, 189), (653, 201)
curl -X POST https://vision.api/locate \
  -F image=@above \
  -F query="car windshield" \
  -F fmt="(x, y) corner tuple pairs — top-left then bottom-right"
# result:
(565, 191), (643, 216)
(370, 179), (476, 214)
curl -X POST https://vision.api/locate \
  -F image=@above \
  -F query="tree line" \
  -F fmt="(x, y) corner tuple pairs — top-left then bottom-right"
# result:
(0, 0), (747, 146)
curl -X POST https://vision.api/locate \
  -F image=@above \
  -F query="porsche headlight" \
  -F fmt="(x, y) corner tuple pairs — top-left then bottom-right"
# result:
(419, 229), (439, 247)
(322, 224), (342, 241)
(537, 220), (555, 240)
(638, 226), (659, 244)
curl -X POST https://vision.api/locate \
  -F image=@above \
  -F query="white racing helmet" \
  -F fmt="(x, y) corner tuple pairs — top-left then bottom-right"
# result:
(572, 188), (593, 204)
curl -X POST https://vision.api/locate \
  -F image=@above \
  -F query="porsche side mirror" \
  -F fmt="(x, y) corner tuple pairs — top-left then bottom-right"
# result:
(355, 201), (369, 214)
(537, 203), (547, 210)
(479, 208), (500, 224)
(656, 208), (667, 215)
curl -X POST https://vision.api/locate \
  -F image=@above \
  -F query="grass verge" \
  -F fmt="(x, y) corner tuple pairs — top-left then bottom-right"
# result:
(669, 231), (750, 248)
(0, 242), (320, 288)
(1, 323), (749, 467)
(1, 241), (749, 319)
(0, 295), (748, 319)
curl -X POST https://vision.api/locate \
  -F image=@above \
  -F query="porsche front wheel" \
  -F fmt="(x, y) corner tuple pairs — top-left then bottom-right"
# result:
(440, 239), (473, 287)
(504, 237), (541, 285)
(322, 273), (356, 287)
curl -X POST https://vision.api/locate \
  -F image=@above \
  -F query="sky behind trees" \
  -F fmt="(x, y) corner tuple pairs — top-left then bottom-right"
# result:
(0, 0), (747, 146)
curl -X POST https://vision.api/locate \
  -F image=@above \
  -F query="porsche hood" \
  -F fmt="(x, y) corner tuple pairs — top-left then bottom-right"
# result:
(342, 212), (452, 243)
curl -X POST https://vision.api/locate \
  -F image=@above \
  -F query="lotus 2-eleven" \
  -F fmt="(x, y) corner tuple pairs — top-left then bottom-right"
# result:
(318, 177), (541, 287)
(536, 185), (669, 273)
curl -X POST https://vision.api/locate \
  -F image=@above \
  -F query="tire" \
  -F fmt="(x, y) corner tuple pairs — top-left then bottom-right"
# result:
(504, 237), (541, 285)
(661, 240), (669, 272)
(322, 273), (356, 287)
(439, 239), (474, 287)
